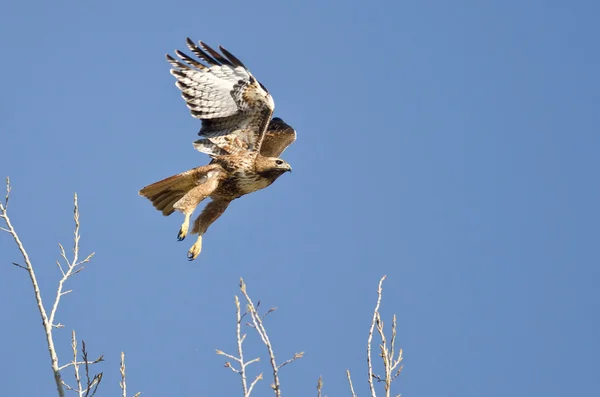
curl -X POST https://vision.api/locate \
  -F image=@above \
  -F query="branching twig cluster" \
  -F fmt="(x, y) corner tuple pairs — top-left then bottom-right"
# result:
(3, 176), (403, 397)
(217, 278), (304, 397)
(62, 331), (104, 396)
(1, 178), (139, 396)
(345, 275), (403, 397)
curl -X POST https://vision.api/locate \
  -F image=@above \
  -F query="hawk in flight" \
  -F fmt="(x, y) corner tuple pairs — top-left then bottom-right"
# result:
(139, 38), (296, 260)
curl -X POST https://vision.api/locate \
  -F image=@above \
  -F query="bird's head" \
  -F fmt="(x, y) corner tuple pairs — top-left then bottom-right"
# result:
(256, 156), (292, 178)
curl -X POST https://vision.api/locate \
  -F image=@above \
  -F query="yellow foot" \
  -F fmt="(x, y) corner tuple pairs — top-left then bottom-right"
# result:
(187, 235), (203, 260)
(178, 216), (190, 241)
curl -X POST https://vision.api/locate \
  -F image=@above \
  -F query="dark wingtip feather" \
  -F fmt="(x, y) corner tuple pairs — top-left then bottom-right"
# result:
(175, 50), (207, 70)
(219, 46), (246, 69)
(185, 38), (220, 66)
(166, 54), (191, 70)
(200, 41), (234, 67)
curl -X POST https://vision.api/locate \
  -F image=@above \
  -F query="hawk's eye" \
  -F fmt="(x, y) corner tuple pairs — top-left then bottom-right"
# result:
(275, 160), (284, 165)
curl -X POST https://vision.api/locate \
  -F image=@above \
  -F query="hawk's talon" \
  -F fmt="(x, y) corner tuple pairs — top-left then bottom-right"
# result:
(187, 236), (203, 260)
(178, 216), (190, 241)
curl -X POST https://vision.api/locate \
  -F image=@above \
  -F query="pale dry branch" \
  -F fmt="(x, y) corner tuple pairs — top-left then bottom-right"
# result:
(71, 331), (83, 397)
(239, 278), (303, 397)
(59, 357), (104, 372)
(217, 349), (242, 363)
(66, 331), (104, 397)
(367, 276), (386, 397)
(374, 312), (403, 396)
(4, 176), (11, 208)
(120, 352), (141, 397)
(248, 373), (263, 396)
(278, 352), (304, 370)
(346, 370), (357, 397)
(0, 178), (65, 397)
(218, 279), (302, 397)
(216, 295), (262, 397)
(119, 352), (127, 397)
(1, 179), (131, 396)
(317, 376), (323, 397)
(49, 194), (96, 329)
(363, 276), (403, 397)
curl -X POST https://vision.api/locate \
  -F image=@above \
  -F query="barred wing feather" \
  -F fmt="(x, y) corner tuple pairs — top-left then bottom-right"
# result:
(167, 38), (274, 156)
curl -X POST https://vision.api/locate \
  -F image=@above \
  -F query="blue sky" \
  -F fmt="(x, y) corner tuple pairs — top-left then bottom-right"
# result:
(1, 0), (599, 396)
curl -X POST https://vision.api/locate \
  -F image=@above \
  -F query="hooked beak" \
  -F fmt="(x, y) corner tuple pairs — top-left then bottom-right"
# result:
(286, 164), (292, 173)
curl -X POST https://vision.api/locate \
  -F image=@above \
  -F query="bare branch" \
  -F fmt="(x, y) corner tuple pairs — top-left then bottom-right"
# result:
(317, 376), (323, 397)
(11, 262), (26, 270)
(56, 260), (66, 277)
(218, 280), (302, 397)
(0, 179), (65, 397)
(217, 294), (262, 397)
(49, 194), (90, 328)
(262, 307), (277, 320)
(367, 276), (386, 397)
(81, 340), (103, 397)
(239, 278), (302, 397)
(361, 275), (404, 397)
(277, 352), (304, 370)
(216, 349), (242, 363)
(71, 331), (83, 397)
(58, 354), (104, 372)
(248, 373), (263, 396)
(346, 370), (357, 397)
(224, 361), (240, 373)
(240, 279), (281, 397)
(119, 352), (140, 397)
(120, 352), (127, 397)
(246, 357), (260, 366)
(4, 176), (10, 208)
(2, 181), (113, 397)
(85, 373), (102, 397)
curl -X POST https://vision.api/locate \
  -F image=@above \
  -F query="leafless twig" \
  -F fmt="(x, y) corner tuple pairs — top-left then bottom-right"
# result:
(217, 279), (303, 397)
(240, 278), (304, 397)
(216, 295), (262, 397)
(367, 276), (386, 397)
(317, 376), (324, 397)
(62, 331), (104, 396)
(120, 352), (141, 397)
(71, 331), (83, 396)
(364, 276), (403, 397)
(1, 178), (133, 396)
(346, 369), (357, 397)
(0, 177), (66, 396)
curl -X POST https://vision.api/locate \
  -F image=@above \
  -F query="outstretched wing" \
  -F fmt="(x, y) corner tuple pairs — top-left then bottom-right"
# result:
(167, 38), (274, 157)
(260, 117), (297, 157)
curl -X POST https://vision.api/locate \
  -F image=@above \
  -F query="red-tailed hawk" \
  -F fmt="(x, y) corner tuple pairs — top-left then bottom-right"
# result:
(139, 38), (296, 260)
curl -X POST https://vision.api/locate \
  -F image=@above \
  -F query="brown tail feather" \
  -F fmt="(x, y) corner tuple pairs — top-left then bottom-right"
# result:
(139, 170), (198, 216)
(155, 192), (185, 216)
(139, 164), (225, 216)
